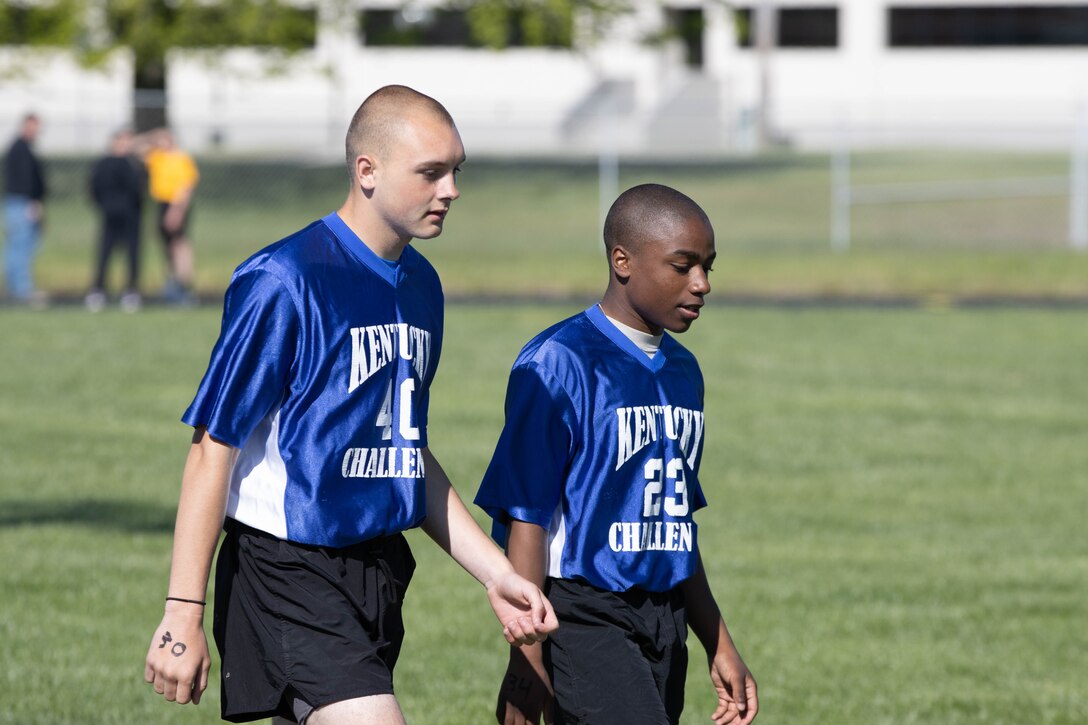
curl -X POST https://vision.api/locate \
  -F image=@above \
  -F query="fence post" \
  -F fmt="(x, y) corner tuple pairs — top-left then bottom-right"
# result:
(830, 124), (851, 252)
(1070, 105), (1088, 251)
(598, 98), (619, 246)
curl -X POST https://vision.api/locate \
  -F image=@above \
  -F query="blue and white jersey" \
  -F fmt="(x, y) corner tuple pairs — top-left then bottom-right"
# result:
(183, 212), (443, 548)
(475, 305), (708, 593)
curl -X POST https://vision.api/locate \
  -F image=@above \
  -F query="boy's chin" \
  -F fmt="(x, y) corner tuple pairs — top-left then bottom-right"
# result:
(665, 318), (696, 334)
(412, 224), (444, 240)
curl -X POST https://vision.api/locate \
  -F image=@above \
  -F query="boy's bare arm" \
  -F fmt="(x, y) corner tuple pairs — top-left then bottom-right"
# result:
(419, 448), (557, 646)
(680, 554), (759, 725)
(496, 520), (555, 724)
(144, 427), (235, 705)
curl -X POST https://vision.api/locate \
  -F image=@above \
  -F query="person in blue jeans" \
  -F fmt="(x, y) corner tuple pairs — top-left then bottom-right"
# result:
(3, 113), (47, 305)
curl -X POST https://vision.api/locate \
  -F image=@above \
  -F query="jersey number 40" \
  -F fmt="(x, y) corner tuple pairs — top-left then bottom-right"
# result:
(376, 379), (420, 441)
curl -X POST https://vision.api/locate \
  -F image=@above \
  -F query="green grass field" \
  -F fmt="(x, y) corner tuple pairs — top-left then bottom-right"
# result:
(1, 302), (1085, 723)
(31, 151), (1088, 301)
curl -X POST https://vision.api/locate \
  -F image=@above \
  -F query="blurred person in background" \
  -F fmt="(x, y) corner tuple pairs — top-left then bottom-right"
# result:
(86, 127), (145, 312)
(3, 113), (47, 307)
(143, 127), (198, 305)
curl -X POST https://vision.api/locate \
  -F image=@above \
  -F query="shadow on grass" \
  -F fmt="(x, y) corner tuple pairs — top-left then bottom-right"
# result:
(0, 498), (176, 533)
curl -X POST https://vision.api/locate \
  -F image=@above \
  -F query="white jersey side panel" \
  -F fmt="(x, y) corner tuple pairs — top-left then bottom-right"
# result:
(226, 406), (289, 539)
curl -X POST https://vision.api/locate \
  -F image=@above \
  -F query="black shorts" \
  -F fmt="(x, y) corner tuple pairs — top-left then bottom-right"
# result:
(543, 578), (688, 725)
(157, 201), (191, 245)
(213, 519), (415, 723)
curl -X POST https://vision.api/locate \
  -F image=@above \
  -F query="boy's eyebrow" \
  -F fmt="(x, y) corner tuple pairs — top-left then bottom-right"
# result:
(668, 249), (716, 263)
(416, 154), (467, 169)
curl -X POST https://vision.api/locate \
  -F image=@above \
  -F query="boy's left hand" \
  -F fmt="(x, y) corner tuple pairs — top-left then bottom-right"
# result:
(485, 571), (559, 646)
(708, 649), (758, 725)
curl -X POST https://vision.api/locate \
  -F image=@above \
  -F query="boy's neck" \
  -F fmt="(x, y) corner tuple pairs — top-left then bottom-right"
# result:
(336, 197), (410, 261)
(600, 306), (662, 358)
(599, 292), (660, 336)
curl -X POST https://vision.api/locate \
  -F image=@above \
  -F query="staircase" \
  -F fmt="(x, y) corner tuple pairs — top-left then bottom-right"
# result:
(643, 75), (729, 155)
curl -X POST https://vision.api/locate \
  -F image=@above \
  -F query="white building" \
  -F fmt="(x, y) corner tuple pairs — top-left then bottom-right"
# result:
(3, 0), (1088, 155)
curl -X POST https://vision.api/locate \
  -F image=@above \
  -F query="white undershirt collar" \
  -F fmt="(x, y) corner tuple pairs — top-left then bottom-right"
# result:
(602, 311), (662, 359)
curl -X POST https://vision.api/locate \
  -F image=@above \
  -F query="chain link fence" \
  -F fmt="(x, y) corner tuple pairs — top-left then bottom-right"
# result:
(20, 146), (1087, 302)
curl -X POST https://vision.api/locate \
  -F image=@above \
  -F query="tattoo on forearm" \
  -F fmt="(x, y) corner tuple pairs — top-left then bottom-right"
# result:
(158, 631), (187, 657)
(503, 673), (534, 695)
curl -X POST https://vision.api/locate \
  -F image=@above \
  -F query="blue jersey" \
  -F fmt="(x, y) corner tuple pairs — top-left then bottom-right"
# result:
(183, 212), (443, 547)
(474, 305), (708, 593)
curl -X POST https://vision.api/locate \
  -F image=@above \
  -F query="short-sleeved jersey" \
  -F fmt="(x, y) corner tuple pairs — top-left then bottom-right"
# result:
(145, 148), (198, 203)
(474, 305), (708, 593)
(183, 212), (443, 547)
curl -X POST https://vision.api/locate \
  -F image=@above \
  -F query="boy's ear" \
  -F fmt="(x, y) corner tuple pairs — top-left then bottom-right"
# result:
(355, 154), (378, 191)
(610, 245), (633, 281)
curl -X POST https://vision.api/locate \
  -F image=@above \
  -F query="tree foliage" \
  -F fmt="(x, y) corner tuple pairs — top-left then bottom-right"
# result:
(2, 0), (634, 69)
(464, 0), (573, 49)
(0, 0), (83, 46)
(1, 0), (316, 85)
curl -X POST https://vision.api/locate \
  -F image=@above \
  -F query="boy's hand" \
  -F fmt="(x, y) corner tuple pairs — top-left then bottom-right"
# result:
(708, 649), (758, 725)
(495, 645), (554, 725)
(144, 604), (211, 705)
(485, 571), (559, 646)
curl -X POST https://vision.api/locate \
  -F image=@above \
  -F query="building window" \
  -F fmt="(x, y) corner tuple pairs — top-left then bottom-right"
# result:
(735, 6), (839, 48)
(360, 5), (573, 48)
(889, 5), (1088, 46)
(361, 9), (474, 47)
(668, 8), (705, 67)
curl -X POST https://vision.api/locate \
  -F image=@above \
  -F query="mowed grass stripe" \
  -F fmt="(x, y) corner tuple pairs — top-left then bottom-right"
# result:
(0, 304), (1084, 723)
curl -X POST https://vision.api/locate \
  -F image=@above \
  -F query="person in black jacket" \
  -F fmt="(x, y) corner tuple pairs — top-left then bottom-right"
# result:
(86, 127), (145, 312)
(3, 113), (46, 305)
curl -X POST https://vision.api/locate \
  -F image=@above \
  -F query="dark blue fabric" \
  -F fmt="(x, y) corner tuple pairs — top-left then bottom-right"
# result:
(184, 214), (443, 546)
(476, 306), (708, 592)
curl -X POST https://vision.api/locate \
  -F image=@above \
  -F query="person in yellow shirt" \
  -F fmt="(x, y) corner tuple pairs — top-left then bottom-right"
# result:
(144, 128), (199, 304)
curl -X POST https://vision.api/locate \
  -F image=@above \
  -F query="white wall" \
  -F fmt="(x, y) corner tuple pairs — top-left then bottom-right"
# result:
(721, 46), (1088, 149)
(0, 49), (133, 153)
(165, 46), (599, 156)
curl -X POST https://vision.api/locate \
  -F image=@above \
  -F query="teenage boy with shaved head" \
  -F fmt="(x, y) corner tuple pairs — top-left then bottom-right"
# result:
(145, 85), (557, 724)
(477, 184), (758, 725)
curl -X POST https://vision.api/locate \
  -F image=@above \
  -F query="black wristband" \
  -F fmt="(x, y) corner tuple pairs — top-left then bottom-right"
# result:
(165, 596), (206, 606)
